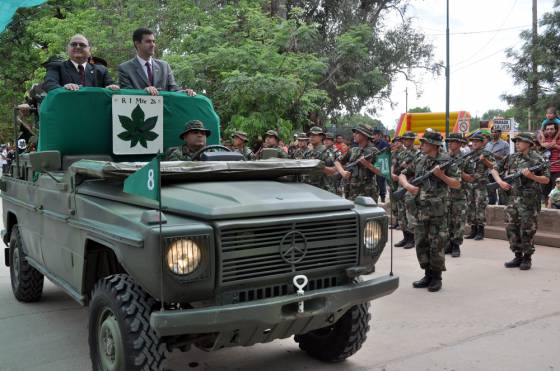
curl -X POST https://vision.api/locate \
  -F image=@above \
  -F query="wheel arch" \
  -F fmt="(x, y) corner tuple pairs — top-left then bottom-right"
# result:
(82, 239), (126, 304)
(3, 211), (18, 245)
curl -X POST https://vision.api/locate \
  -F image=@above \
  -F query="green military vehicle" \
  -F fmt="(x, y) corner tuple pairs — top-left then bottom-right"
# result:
(1, 88), (398, 370)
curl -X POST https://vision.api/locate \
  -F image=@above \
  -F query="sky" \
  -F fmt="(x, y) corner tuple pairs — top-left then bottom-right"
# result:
(376, 0), (556, 129)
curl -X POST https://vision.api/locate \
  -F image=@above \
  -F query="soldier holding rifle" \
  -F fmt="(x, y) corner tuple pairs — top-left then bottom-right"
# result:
(398, 131), (461, 292)
(489, 132), (550, 271)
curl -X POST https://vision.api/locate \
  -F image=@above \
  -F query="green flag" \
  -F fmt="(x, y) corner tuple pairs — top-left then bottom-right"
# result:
(374, 150), (392, 181)
(123, 156), (160, 202)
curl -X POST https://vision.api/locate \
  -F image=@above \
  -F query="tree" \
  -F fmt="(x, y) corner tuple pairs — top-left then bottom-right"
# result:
(408, 106), (431, 113)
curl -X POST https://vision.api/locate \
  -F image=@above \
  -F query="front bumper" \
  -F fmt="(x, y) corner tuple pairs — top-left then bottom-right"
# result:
(151, 274), (398, 339)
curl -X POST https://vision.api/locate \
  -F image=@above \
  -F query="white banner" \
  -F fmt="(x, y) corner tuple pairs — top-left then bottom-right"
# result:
(112, 95), (163, 155)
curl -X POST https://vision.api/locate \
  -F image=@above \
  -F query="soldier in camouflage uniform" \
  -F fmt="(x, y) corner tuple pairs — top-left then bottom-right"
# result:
(229, 130), (254, 160)
(256, 130), (289, 159)
(165, 120), (210, 161)
(399, 130), (461, 292)
(393, 131), (420, 249)
(463, 132), (496, 241)
(291, 133), (309, 160)
(323, 133), (343, 195)
(334, 124), (381, 201)
(389, 136), (403, 229)
(301, 127), (337, 191)
(445, 133), (469, 257)
(490, 132), (550, 271)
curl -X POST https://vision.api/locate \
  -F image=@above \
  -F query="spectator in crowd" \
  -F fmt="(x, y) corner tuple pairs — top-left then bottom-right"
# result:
(536, 106), (560, 144)
(485, 127), (510, 205)
(539, 121), (560, 204)
(372, 128), (390, 202)
(548, 178), (560, 209)
(334, 134), (349, 155)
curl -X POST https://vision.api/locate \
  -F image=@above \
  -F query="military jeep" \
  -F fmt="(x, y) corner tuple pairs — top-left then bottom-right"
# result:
(1, 88), (398, 370)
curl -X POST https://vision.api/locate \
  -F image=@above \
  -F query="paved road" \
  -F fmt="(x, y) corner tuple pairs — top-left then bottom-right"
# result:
(1, 226), (560, 371)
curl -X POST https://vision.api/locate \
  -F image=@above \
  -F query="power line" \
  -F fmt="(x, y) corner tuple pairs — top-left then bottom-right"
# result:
(453, 44), (516, 72)
(425, 24), (530, 36)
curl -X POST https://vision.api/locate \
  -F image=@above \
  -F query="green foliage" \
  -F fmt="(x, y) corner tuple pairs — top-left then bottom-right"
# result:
(0, 0), (436, 144)
(408, 106), (431, 113)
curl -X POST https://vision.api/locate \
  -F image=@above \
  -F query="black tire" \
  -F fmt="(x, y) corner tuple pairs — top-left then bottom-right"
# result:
(89, 274), (165, 371)
(295, 302), (371, 362)
(9, 225), (44, 302)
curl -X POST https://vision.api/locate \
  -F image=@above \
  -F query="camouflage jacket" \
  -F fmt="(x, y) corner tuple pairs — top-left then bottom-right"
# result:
(256, 146), (288, 159)
(302, 144), (331, 188)
(465, 148), (495, 184)
(412, 151), (460, 218)
(499, 151), (550, 197)
(165, 145), (197, 161)
(323, 146), (340, 167)
(449, 151), (469, 200)
(339, 144), (379, 181)
(231, 145), (255, 161)
(291, 147), (307, 160)
(396, 146), (420, 179)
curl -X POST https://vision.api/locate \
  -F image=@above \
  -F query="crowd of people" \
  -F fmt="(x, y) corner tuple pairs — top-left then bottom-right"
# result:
(6, 28), (558, 295)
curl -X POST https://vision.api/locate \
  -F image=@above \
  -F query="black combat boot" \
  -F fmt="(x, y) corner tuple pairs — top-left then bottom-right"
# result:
(444, 242), (452, 255)
(451, 242), (461, 258)
(394, 233), (408, 247)
(403, 232), (415, 249)
(412, 269), (431, 288)
(504, 253), (523, 268)
(474, 225), (485, 241)
(428, 270), (442, 292)
(465, 225), (477, 239)
(519, 255), (532, 270)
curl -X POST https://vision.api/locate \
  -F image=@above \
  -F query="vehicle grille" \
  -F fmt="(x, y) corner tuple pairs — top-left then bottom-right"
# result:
(218, 216), (359, 285)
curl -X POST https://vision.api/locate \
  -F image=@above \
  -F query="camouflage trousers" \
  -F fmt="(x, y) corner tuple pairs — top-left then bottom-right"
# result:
(414, 215), (447, 272)
(389, 183), (399, 221)
(448, 197), (467, 245)
(396, 195), (416, 234)
(467, 183), (488, 225)
(346, 177), (378, 202)
(505, 196), (538, 256)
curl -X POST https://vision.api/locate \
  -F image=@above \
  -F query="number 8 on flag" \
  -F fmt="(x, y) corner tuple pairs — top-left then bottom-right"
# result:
(123, 156), (161, 202)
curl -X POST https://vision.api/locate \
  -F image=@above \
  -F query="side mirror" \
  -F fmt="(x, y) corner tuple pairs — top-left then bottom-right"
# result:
(29, 151), (62, 172)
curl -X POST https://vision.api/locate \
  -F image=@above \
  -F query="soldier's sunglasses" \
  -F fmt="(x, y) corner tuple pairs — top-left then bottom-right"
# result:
(69, 42), (89, 48)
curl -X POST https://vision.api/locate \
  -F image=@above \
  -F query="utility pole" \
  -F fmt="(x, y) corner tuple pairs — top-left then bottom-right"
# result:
(445, 0), (450, 137)
(529, 0), (538, 131)
(405, 87), (408, 113)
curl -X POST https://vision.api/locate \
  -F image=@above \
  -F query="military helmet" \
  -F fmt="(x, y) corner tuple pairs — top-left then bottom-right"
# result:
(264, 130), (280, 140)
(446, 132), (466, 143)
(308, 126), (325, 137)
(512, 132), (535, 146)
(179, 120), (211, 139)
(231, 130), (248, 142)
(324, 132), (335, 140)
(352, 124), (373, 139)
(296, 132), (309, 141)
(402, 131), (417, 139)
(420, 130), (443, 146)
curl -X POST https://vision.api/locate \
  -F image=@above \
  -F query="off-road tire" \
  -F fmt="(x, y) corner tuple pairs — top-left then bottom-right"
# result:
(295, 302), (371, 362)
(9, 225), (44, 302)
(89, 274), (165, 371)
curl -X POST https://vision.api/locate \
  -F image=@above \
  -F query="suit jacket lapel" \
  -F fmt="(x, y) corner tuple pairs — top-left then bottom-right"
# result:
(152, 60), (161, 88)
(85, 63), (95, 86)
(64, 60), (81, 85)
(133, 58), (150, 87)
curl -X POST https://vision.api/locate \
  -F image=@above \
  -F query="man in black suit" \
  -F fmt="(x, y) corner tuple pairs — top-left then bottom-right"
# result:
(118, 28), (195, 97)
(43, 34), (119, 92)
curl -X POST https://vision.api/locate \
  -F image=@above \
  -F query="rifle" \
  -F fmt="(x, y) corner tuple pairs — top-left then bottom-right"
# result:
(392, 151), (476, 200)
(487, 159), (560, 192)
(344, 146), (390, 170)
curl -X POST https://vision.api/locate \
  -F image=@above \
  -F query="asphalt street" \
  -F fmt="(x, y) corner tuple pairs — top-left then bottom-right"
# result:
(1, 223), (559, 370)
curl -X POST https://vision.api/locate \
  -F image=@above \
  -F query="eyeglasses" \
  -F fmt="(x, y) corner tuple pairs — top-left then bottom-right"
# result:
(69, 42), (89, 48)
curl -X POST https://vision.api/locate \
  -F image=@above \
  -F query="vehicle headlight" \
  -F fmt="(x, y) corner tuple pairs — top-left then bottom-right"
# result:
(166, 239), (201, 275)
(363, 220), (382, 253)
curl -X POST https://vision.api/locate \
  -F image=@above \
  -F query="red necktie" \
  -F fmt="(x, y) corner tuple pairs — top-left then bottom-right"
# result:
(78, 64), (85, 85)
(145, 62), (154, 86)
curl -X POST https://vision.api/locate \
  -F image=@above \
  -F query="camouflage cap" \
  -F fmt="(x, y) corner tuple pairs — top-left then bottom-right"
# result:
(445, 132), (467, 143)
(351, 124), (373, 139)
(402, 131), (417, 139)
(512, 131), (535, 145)
(324, 132), (335, 140)
(469, 130), (485, 141)
(392, 136), (402, 143)
(231, 130), (248, 142)
(308, 126), (325, 136)
(179, 120), (211, 139)
(264, 130), (280, 140)
(296, 132), (309, 141)
(420, 130), (443, 146)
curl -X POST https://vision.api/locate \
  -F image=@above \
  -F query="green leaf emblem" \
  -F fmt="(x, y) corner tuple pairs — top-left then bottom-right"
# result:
(117, 104), (159, 148)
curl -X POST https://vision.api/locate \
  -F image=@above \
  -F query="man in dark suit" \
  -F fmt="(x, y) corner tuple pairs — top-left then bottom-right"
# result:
(43, 34), (119, 92)
(118, 28), (195, 97)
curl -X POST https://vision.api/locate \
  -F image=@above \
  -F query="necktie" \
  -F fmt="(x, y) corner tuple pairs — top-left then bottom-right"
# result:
(78, 64), (85, 86)
(145, 62), (154, 86)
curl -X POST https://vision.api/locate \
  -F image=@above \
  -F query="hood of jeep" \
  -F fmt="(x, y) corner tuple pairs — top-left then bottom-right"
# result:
(78, 180), (354, 220)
